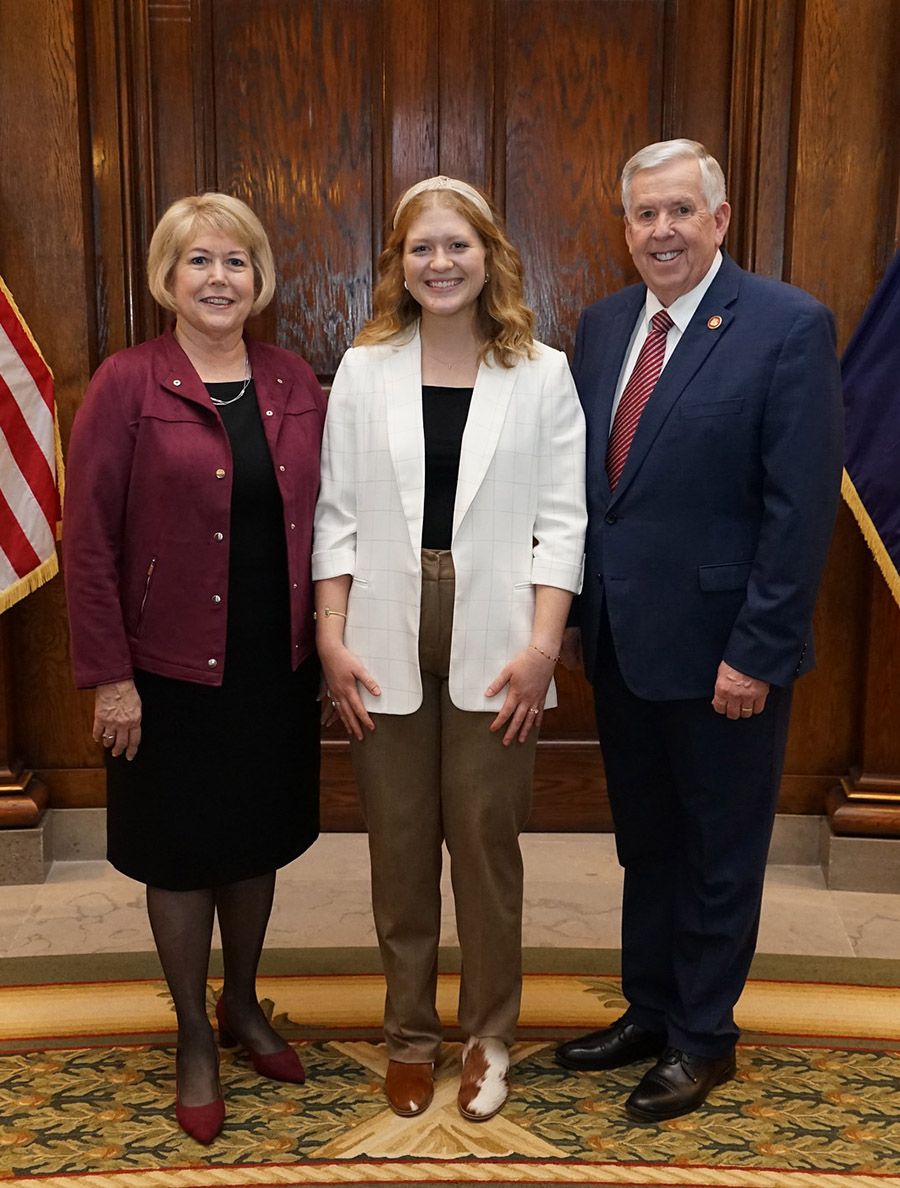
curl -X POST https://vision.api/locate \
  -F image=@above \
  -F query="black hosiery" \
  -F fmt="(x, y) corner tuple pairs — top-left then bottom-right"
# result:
(215, 870), (286, 1054)
(145, 884), (219, 1106)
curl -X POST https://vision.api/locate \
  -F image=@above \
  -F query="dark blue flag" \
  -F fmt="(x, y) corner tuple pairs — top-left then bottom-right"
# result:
(842, 248), (900, 607)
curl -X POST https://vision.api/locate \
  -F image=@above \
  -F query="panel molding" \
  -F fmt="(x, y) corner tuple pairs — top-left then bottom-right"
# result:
(727, 0), (798, 278)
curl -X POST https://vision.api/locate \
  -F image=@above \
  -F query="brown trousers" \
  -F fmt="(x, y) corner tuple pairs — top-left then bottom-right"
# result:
(350, 549), (536, 1062)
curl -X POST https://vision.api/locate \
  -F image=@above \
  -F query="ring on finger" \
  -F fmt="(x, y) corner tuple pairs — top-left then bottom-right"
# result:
(529, 707), (540, 715)
(102, 732), (114, 741)
(331, 700), (341, 707)
(740, 706), (753, 716)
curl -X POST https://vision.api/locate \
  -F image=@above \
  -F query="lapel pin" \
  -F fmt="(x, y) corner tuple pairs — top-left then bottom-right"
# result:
(707, 315), (723, 329)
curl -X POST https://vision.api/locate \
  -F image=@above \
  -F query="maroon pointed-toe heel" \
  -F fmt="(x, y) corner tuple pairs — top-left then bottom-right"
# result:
(215, 996), (305, 1084)
(247, 1044), (306, 1083)
(175, 1052), (224, 1144)
(175, 1093), (225, 1144)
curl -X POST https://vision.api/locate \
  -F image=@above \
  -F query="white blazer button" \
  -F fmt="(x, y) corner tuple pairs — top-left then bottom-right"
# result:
(215, 468), (226, 478)
(277, 378), (284, 384)
(265, 409), (274, 416)
(173, 379), (181, 386)
(208, 658), (218, 668)
(212, 594), (221, 603)
(214, 532), (224, 541)
(279, 465), (286, 472)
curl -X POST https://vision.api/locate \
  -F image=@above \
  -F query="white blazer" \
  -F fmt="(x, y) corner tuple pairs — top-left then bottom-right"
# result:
(312, 329), (587, 714)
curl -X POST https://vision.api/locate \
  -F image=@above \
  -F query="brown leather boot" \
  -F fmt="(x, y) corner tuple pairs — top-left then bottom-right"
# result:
(384, 1059), (434, 1116)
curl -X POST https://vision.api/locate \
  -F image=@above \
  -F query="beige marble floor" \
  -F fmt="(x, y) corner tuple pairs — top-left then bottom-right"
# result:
(1, 833), (899, 960)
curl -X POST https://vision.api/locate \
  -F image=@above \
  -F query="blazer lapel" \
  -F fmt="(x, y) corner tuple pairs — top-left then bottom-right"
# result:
(611, 257), (741, 501)
(452, 354), (517, 539)
(384, 331), (427, 553)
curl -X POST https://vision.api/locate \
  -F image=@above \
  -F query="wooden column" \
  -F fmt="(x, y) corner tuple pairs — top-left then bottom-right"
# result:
(785, 0), (900, 836)
(0, 617), (48, 827)
(828, 575), (900, 835)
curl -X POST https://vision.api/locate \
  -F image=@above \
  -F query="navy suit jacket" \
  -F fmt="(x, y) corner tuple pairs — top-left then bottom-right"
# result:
(573, 252), (843, 700)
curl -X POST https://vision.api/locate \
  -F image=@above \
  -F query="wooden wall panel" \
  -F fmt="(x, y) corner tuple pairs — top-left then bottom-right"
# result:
(500, 0), (664, 352)
(664, 0), (734, 160)
(201, 0), (383, 374)
(0, 0), (97, 779)
(787, 0), (900, 344)
(147, 0), (198, 219)
(436, 0), (495, 191)
(727, 0), (798, 277)
(383, 0), (439, 203)
(776, 0), (900, 811)
(2, 0), (899, 832)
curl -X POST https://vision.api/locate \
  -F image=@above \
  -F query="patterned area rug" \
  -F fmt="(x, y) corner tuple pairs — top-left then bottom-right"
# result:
(1, 950), (900, 1187)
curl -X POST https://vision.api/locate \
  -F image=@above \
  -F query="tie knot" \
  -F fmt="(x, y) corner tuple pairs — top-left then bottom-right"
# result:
(651, 309), (674, 335)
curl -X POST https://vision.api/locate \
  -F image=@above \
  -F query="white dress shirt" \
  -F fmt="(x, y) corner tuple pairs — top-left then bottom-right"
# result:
(609, 250), (724, 429)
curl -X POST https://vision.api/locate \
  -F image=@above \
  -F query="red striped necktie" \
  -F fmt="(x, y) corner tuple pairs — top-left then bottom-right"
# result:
(606, 308), (674, 491)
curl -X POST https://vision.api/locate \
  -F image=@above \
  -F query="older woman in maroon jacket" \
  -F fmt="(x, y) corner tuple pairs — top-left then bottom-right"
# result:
(64, 193), (326, 1143)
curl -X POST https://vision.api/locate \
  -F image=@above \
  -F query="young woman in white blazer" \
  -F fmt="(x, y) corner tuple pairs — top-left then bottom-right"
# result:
(313, 177), (586, 1121)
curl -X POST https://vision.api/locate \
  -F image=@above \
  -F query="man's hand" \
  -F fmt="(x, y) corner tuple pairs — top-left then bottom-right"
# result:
(711, 661), (769, 720)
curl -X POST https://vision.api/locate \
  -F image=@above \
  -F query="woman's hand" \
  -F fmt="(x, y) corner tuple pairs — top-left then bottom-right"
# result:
(319, 674), (342, 728)
(93, 679), (142, 760)
(319, 642), (381, 741)
(485, 646), (556, 746)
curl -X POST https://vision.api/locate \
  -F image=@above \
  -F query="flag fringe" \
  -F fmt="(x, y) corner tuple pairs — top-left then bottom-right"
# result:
(842, 469), (900, 611)
(0, 554), (59, 616)
(0, 274), (54, 378)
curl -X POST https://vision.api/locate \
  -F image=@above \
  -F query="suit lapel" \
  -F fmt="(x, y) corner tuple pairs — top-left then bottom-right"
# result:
(452, 354), (517, 539)
(611, 256), (741, 502)
(384, 331), (426, 553)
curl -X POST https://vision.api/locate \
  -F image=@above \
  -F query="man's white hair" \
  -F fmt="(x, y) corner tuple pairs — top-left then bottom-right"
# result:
(621, 139), (727, 216)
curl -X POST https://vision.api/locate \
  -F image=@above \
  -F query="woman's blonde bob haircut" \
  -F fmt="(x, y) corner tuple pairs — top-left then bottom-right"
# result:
(147, 193), (276, 316)
(355, 181), (536, 368)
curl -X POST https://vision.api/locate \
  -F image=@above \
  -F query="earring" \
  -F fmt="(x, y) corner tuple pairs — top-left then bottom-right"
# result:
(403, 281), (409, 290)
(483, 273), (490, 284)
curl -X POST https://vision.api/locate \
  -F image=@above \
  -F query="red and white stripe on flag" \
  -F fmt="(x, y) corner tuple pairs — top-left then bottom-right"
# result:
(0, 275), (64, 614)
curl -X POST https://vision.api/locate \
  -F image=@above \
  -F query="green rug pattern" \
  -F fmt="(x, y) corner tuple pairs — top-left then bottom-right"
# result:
(2, 1037), (899, 1178)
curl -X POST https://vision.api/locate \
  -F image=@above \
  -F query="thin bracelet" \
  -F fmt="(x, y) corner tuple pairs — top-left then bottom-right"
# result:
(314, 607), (347, 620)
(529, 642), (560, 663)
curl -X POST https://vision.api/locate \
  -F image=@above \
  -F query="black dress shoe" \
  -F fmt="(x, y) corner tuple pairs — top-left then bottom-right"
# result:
(555, 1015), (666, 1071)
(625, 1047), (736, 1121)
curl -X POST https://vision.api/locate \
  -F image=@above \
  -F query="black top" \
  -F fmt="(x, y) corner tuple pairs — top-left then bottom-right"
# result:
(422, 384), (473, 549)
(215, 381), (292, 667)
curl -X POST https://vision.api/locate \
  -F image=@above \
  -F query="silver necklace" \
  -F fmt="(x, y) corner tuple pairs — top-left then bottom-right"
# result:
(209, 353), (252, 407)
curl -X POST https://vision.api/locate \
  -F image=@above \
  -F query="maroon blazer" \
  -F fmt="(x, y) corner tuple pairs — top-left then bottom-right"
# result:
(64, 326), (325, 688)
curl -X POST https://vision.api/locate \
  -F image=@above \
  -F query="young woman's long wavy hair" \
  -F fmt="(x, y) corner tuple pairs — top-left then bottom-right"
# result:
(355, 186), (537, 368)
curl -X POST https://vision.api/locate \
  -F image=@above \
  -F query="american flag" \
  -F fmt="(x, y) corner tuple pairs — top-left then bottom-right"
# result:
(0, 275), (63, 614)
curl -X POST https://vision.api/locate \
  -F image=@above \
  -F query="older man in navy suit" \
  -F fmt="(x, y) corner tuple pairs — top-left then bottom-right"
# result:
(555, 140), (843, 1120)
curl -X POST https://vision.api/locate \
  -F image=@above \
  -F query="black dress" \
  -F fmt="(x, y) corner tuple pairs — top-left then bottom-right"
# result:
(106, 381), (320, 890)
